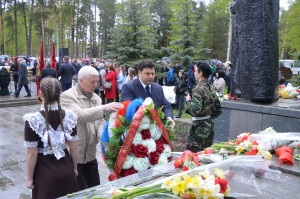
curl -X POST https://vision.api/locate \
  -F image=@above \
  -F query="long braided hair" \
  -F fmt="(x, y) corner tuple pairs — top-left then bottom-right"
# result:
(40, 77), (65, 132)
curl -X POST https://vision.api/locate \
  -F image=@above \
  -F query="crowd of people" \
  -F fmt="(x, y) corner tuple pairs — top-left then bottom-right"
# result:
(20, 57), (230, 198)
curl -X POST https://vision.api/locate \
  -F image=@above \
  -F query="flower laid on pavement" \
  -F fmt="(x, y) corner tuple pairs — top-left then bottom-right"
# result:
(209, 132), (272, 161)
(174, 150), (200, 171)
(93, 168), (230, 199)
(275, 146), (294, 165)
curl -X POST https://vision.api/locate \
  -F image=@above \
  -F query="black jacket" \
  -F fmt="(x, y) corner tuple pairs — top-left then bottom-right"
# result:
(174, 77), (188, 94)
(57, 62), (75, 83)
(40, 66), (57, 80)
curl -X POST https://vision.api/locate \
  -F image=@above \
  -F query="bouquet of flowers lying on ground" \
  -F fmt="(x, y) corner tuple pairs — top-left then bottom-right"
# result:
(100, 98), (174, 181)
(174, 150), (200, 171)
(275, 146), (294, 165)
(205, 127), (300, 165)
(92, 168), (230, 199)
(278, 83), (300, 99)
(207, 132), (272, 161)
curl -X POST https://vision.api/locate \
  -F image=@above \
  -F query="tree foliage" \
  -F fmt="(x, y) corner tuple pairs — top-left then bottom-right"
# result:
(279, 0), (300, 60)
(0, 0), (298, 63)
(106, 0), (158, 65)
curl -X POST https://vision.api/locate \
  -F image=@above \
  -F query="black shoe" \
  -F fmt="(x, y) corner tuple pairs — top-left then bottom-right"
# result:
(14, 93), (19, 98)
(175, 115), (181, 118)
(24, 94), (31, 97)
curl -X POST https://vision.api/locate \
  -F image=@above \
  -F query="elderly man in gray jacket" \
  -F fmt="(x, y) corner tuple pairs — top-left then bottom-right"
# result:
(60, 66), (123, 190)
(14, 57), (31, 97)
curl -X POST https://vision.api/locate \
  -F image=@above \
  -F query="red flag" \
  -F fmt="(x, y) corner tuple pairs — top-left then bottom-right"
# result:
(51, 43), (56, 71)
(36, 40), (44, 95)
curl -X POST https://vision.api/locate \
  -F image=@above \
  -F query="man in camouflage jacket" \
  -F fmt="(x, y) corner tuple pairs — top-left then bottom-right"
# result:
(185, 62), (221, 152)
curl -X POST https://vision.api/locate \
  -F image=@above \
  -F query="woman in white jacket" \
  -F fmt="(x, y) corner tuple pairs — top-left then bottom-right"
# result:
(212, 70), (226, 96)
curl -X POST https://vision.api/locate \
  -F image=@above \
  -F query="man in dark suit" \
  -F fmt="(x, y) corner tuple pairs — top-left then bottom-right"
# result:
(40, 61), (57, 80)
(121, 59), (175, 129)
(14, 58), (31, 97)
(58, 56), (75, 91)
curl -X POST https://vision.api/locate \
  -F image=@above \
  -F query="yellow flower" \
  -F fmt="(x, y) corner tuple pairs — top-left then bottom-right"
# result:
(236, 146), (245, 154)
(171, 180), (187, 195)
(263, 151), (272, 160)
(183, 174), (192, 184)
(162, 179), (173, 190)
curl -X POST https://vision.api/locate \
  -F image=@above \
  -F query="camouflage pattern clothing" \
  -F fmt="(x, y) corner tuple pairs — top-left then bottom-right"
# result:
(185, 79), (221, 152)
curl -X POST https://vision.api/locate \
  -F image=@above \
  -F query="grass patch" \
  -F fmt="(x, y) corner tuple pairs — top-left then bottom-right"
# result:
(288, 75), (300, 87)
(173, 108), (191, 118)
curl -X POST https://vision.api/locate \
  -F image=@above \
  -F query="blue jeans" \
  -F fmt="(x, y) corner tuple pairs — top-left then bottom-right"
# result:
(175, 94), (185, 116)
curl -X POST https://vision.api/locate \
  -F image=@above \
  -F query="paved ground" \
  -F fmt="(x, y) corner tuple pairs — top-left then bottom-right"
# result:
(0, 82), (191, 198)
(0, 104), (113, 199)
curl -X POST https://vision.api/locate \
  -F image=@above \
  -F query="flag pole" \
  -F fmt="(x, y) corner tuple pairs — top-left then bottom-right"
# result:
(37, 0), (45, 99)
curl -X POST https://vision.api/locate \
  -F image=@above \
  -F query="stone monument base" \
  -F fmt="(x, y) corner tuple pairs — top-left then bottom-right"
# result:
(214, 98), (300, 142)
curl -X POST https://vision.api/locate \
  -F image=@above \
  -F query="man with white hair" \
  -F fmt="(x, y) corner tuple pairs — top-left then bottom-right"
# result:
(14, 57), (31, 97)
(60, 66), (123, 190)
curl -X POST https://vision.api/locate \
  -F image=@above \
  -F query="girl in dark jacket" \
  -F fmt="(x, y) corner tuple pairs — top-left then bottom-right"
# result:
(174, 70), (188, 118)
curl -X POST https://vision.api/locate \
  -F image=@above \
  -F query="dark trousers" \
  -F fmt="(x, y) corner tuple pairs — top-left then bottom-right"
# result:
(166, 81), (175, 86)
(175, 94), (185, 116)
(61, 82), (72, 92)
(77, 159), (100, 190)
(99, 90), (105, 104)
(15, 84), (31, 96)
(115, 88), (119, 102)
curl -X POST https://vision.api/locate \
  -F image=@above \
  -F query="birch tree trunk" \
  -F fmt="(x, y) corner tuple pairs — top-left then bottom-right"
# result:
(226, 14), (232, 62)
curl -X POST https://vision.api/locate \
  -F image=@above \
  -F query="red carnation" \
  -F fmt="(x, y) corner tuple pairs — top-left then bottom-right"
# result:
(174, 157), (183, 168)
(158, 136), (168, 144)
(155, 140), (165, 153)
(245, 148), (258, 155)
(148, 151), (160, 165)
(215, 177), (228, 194)
(120, 167), (138, 177)
(140, 129), (152, 140)
(204, 148), (214, 154)
(131, 144), (148, 158)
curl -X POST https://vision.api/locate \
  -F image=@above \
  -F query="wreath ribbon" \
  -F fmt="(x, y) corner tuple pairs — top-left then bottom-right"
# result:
(149, 109), (174, 151)
(108, 105), (146, 181)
